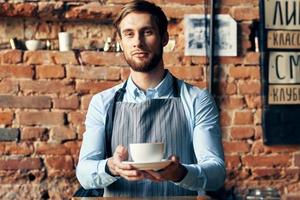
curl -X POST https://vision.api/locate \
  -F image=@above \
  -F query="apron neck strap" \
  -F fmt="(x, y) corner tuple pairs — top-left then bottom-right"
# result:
(116, 72), (180, 101)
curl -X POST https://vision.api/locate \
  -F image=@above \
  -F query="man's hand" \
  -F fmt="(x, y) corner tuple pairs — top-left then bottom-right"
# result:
(143, 155), (188, 182)
(106, 145), (144, 181)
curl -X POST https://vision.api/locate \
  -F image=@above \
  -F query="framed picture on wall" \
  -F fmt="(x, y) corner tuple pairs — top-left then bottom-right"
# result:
(184, 14), (237, 56)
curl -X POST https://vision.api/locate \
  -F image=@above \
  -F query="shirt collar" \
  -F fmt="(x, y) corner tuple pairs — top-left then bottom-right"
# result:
(126, 70), (173, 99)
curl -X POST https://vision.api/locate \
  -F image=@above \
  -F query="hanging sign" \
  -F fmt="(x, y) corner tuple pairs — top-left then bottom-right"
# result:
(261, 0), (300, 144)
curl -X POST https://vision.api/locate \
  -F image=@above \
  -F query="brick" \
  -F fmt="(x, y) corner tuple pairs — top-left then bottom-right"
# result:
(239, 81), (261, 95)
(167, 66), (203, 80)
(284, 193), (300, 200)
(4, 142), (33, 155)
(53, 96), (79, 110)
(220, 111), (232, 126)
(163, 0), (204, 4)
(163, 52), (182, 67)
(244, 52), (260, 65)
(294, 153), (300, 167)
(217, 82), (237, 95)
(34, 22), (61, 40)
(13, 3), (37, 17)
(220, 96), (245, 110)
(217, 56), (243, 65)
(252, 168), (281, 179)
(76, 80), (119, 94)
(24, 51), (78, 65)
(242, 155), (290, 167)
(0, 95), (51, 109)
(80, 51), (127, 66)
(0, 79), (18, 94)
(218, 0), (258, 6)
(245, 95), (262, 109)
(241, 23), (252, 36)
(254, 125), (263, 139)
(0, 128), (19, 141)
(50, 126), (76, 143)
(251, 141), (265, 154)
(0, 50), (22, 64)
(68, 112), (85, 125)
(0, 64), (33, 78)
(38, 2), (64, 20)
(229, 66), (260, 80)
(234, 111), (253, 125)
(225, 155), (241, 169)
(81, 95), (93, 110)
(223, 141), (251, 153)
(20, 80), (75, 94)
(254, 109), (262, 125)
(18, 111), (65, 126)
(162, 5), (204, 19)
(64, 141), (81, 156)
(65, 4), (122, 20)
(77, 125), (85, 140)
(231, 127), (255, 139)
(230, 6), (259, 21)
(45, 156), (74, 171)
(21, 127), (47, 141)
(36, 65), (65, 79)
(121, 67), (130, 80)
(0, 158), (42, 170)
(35, 142), (69, 155)
(67, 66), (120, 81)
(0, 112), (13, 125)
(283, 168), (300, 180)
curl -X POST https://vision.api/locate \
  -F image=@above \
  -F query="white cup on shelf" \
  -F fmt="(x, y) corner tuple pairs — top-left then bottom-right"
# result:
(25, 40), (41, 51)
(58, 32), (72, 51)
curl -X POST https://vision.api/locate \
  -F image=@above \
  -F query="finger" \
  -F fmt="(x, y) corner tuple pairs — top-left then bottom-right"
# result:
(115, 167), (142, 178)
(142, 171), (162, 182)
(114, 145), (128, 159)
(121, 174), (144, 181)
(144, 170), (163, 181)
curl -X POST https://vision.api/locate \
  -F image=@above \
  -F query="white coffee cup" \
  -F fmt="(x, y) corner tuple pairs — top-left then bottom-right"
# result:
(58, 32), (72, 51)
(129, 143), (164, 163)
(25, 40), (41, 51)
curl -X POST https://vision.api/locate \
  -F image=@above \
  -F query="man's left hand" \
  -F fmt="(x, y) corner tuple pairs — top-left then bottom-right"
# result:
(142, 155), (188, 182)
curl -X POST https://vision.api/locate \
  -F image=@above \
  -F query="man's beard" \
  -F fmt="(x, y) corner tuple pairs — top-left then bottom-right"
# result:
(124, 46), (163, 73)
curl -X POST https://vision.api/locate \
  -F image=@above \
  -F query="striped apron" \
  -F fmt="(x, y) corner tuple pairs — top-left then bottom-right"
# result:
(104, 76), (197, 197)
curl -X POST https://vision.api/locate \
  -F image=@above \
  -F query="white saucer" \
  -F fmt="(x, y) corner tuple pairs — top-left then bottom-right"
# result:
(122, 159), (172, 171)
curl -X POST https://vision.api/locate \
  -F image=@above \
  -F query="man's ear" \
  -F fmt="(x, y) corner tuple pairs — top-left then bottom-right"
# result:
(162, 32), (169, 47)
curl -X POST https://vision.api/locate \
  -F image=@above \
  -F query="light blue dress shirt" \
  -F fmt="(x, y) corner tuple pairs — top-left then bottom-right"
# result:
(76, 72), (226, 194)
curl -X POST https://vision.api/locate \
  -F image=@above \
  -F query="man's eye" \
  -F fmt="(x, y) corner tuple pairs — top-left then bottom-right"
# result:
(144, 30), (153, 36)
(124, 32), (134, 37)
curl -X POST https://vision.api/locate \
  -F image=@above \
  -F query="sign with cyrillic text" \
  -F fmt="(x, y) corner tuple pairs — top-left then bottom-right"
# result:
(269, 52), (300, 84)
(265, 0), (300, 30)
(268, 30), (300, 49)
(269, 85), (300, 104)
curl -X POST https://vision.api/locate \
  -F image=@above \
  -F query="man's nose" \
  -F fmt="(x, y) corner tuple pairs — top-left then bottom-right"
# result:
(133, 34), (144, 48)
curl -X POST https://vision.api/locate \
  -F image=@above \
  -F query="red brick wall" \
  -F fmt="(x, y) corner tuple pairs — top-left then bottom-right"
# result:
(0, 1), (299, 199)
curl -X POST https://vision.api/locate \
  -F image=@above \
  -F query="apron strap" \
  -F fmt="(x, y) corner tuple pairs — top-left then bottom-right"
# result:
(105, 81), (127, 158)
(104, 74), (179, 158)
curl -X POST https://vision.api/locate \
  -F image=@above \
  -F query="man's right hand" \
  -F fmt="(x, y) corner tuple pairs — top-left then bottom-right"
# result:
(106, 145), (145, 181)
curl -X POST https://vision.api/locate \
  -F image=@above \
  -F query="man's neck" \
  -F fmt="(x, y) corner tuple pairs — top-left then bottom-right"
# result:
(130, 64), (165, 91)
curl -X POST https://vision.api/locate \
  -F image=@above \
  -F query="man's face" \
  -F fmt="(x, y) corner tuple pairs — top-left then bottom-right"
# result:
(118, 12), (167, 72)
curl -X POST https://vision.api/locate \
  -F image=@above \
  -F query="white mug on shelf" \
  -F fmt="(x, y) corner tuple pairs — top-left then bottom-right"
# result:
(58, 32), (72, 51)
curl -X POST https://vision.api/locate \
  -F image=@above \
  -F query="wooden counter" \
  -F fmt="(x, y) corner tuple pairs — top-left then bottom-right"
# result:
(72, 196), (211, 200)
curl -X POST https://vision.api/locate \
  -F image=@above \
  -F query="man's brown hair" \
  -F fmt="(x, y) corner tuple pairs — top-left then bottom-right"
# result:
(113, 0), (168, 38)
